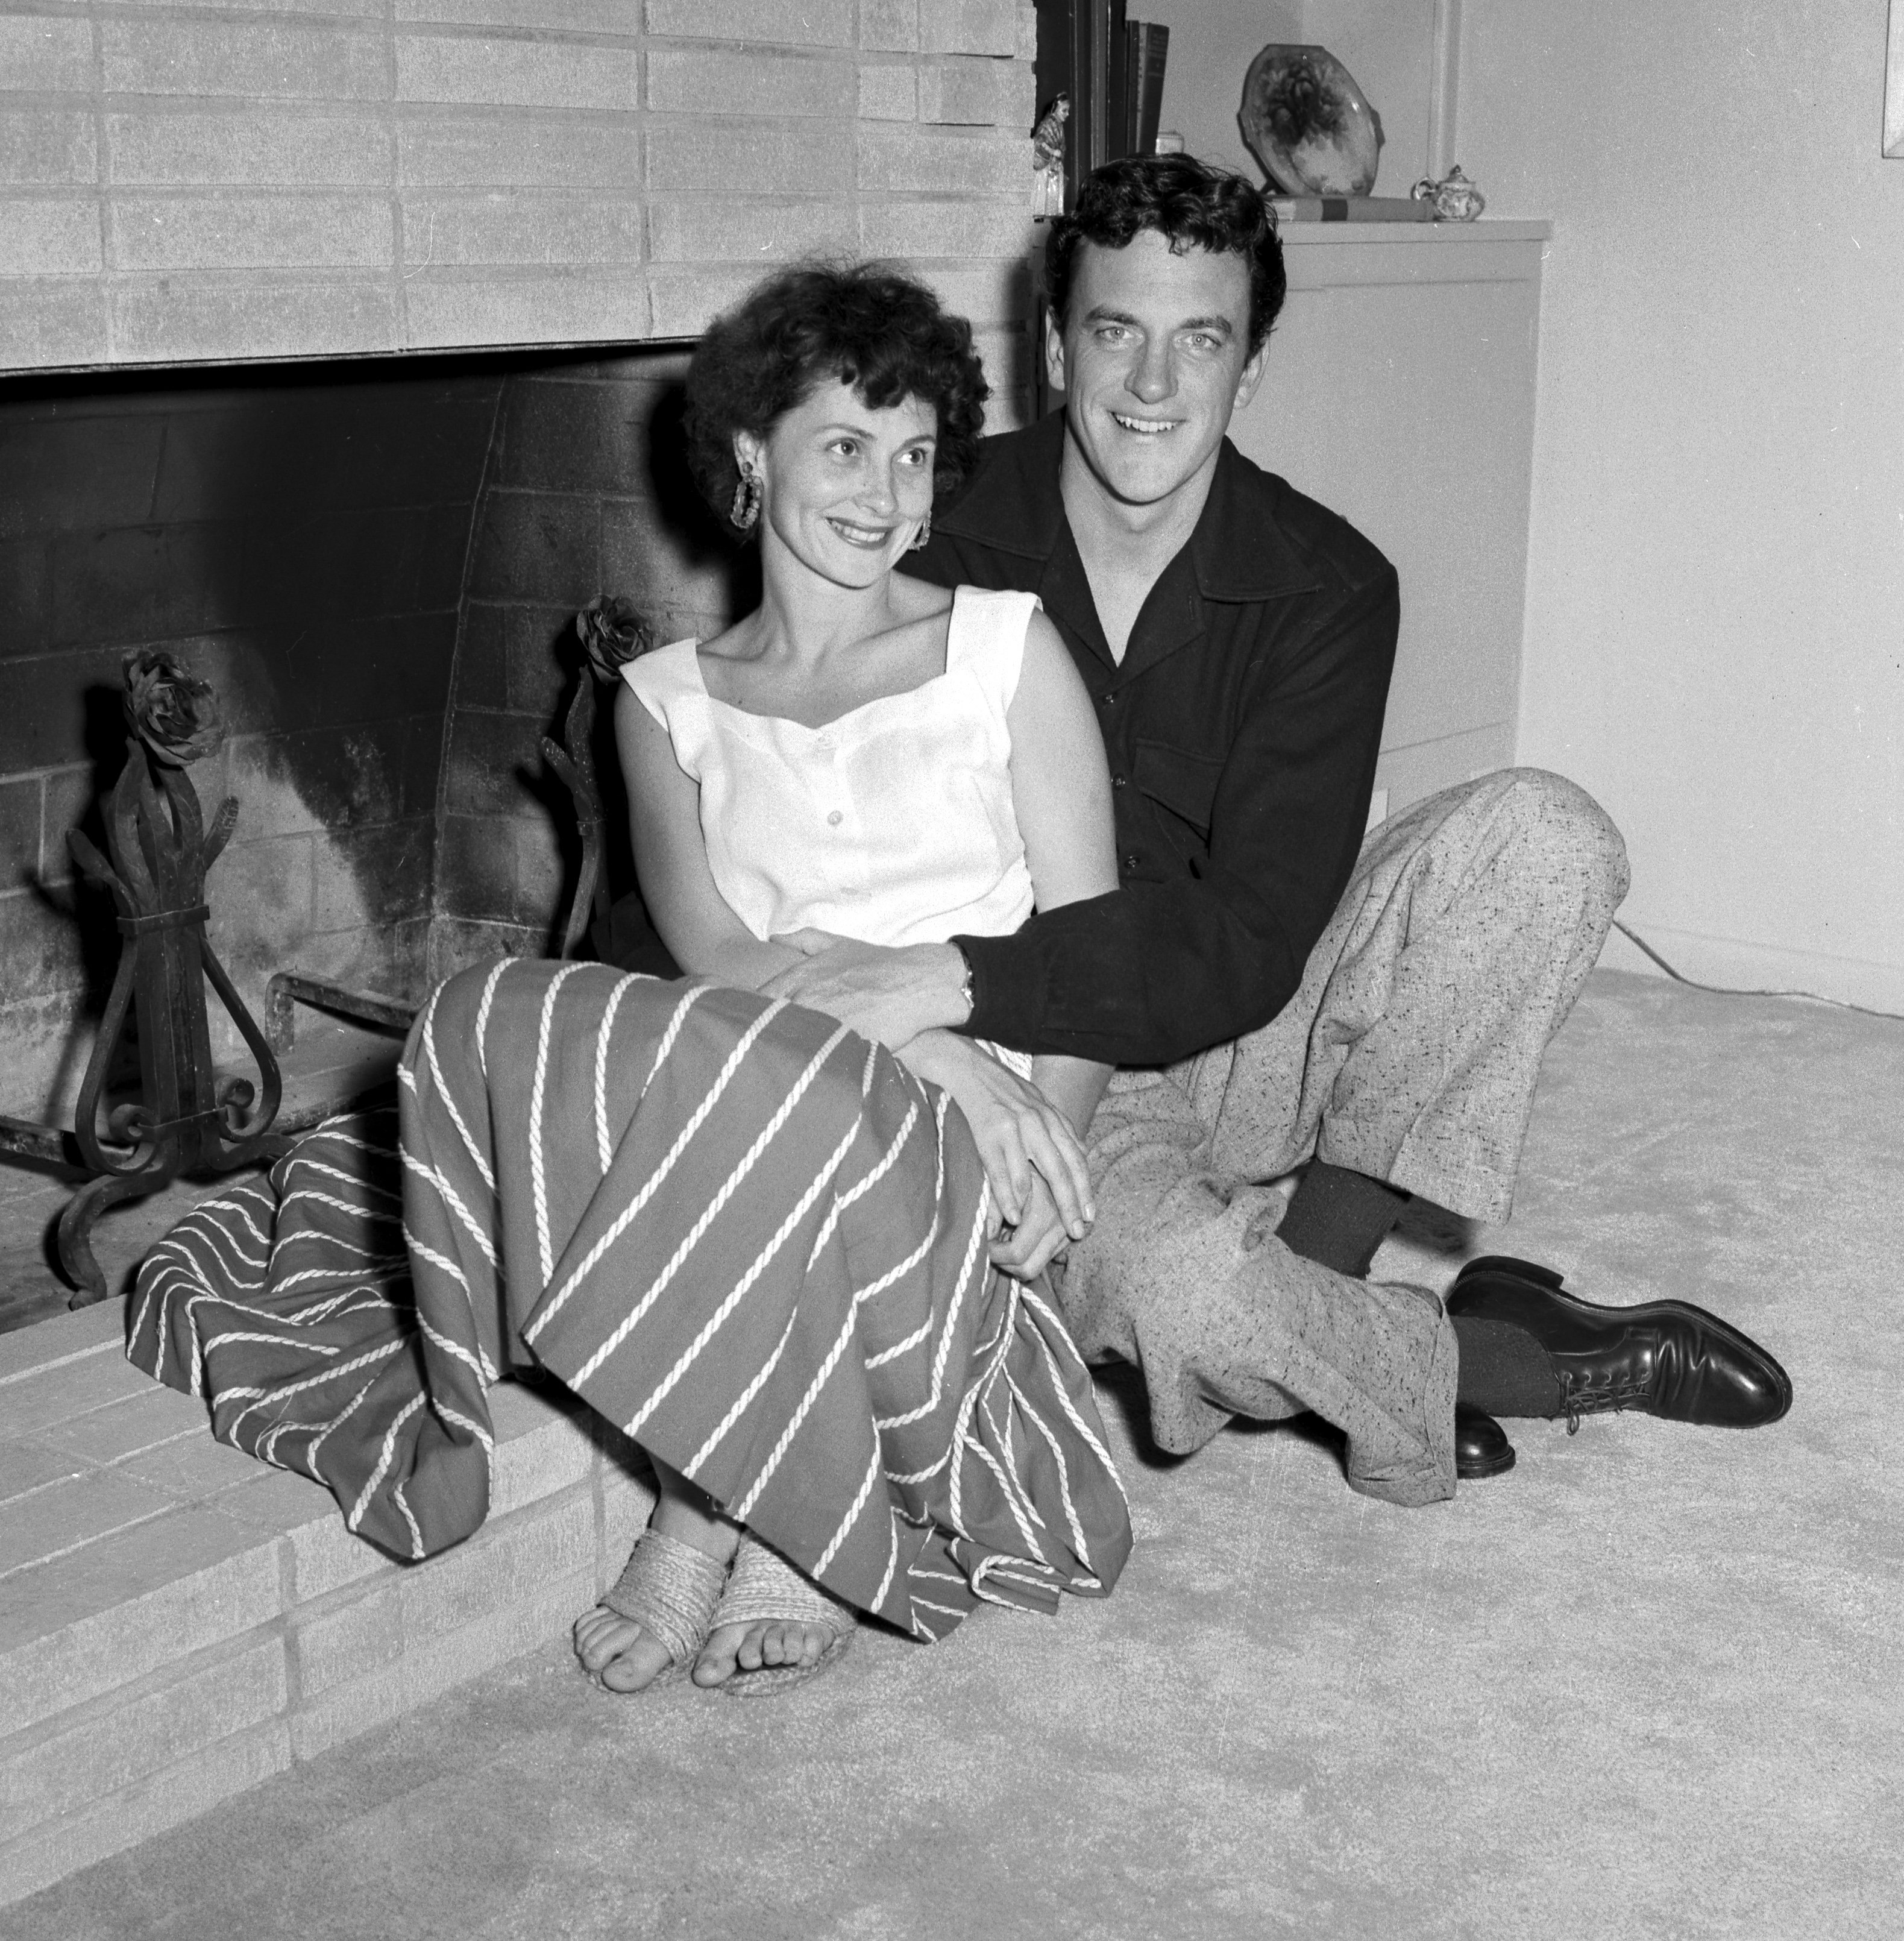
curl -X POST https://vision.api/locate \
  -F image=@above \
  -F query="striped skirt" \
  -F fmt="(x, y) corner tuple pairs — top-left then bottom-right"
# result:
(129, 960), (1131, 1640)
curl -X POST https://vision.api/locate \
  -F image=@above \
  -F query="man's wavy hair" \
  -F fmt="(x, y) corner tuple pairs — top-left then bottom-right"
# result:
(1045, 154), (1287, 354)
(683, 263), (990, 534)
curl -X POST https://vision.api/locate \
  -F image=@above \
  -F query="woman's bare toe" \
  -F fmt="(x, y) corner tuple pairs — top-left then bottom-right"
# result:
(694, 1619), (827, 1684)
(573, 1604), (676, 1693)
(750, 1620), (828, 1670)
(691, 1619), (748, 1687)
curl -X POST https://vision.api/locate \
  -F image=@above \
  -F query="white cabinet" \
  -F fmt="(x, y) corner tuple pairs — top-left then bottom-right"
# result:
(1230, 220), (1550, 813)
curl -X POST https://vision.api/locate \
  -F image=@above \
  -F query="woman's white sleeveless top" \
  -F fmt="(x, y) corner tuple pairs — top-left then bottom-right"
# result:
(621, 585), (1040, 952)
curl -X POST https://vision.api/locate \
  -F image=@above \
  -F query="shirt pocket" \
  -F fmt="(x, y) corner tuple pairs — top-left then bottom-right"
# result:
(1133, 738), (1224, 840)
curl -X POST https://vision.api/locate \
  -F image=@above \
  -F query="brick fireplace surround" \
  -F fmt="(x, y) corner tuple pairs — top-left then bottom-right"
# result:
(0, 2), (1038, 1899)
(0, 0), (1038, 1121)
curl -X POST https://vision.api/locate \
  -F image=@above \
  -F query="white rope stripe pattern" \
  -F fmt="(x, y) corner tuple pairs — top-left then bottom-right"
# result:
(574, 1019), (854, 1395)
(350, 1393), (426, 1538)
(416, 989), (498, 1196)
(398, 1148), (501, 1272)
(872, 1186), (992, 1432)
(683, 1304), (801, 1477)
(474, 957), (510, 1079)
(528, 962), (592, 1289)
(812, 1444), (885, 1579)
(594, 974), (638, 1178)
(524, 994), (791, 1344)
(281, 1157), (403, 1205)
(621, 1112), (860, 1443)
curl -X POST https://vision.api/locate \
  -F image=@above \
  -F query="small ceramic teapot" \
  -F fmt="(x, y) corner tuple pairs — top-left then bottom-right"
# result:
(1410, 165), (1486, 222)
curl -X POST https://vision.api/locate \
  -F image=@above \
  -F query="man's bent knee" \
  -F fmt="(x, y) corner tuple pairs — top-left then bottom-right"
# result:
(1488, 766), (1630, 907)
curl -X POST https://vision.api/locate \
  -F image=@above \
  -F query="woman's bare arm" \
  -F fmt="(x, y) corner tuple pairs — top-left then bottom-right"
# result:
(1010, 609), (1119, 1125)
(615, 682), (802, 991)
(905, 609), (1120, 1279)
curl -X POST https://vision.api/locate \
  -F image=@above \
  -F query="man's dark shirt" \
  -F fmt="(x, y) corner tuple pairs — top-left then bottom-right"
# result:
(909, 409), (1399, 1069)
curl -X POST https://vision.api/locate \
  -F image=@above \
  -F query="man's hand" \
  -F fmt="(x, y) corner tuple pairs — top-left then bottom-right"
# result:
(988, 1175), (1074, 1283)
(893, 1031), (1095, 1270)
(762, 930), (969, 1048)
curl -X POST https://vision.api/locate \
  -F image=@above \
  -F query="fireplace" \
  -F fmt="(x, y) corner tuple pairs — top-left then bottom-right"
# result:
(0, 1), (1042, 1128)
(0, 352), (574, 1107)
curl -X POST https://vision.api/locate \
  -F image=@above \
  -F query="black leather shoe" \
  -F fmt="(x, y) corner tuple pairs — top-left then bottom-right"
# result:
(1445, 1254), (1792, 1431)
(1454, 1403), (1515, 1479)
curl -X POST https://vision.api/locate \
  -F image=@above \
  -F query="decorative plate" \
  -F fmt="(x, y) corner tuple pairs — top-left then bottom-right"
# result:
(1239, 45), (1385, 197)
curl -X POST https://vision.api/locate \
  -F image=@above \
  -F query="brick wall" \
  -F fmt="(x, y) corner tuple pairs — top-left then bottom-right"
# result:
(0, 0), (1040, 371)
(0, 363), (500, 1117)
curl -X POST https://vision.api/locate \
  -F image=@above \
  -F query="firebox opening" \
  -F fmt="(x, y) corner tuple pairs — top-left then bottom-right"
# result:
(1, 341), (750, 1127)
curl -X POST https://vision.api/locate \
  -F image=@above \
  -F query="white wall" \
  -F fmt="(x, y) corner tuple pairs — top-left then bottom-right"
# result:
(1143, 0), (1904, 1007)
(1462, 0), (1904, 1005)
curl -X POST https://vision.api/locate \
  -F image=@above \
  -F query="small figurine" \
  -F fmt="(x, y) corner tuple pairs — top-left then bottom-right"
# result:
(1410, 165), (1486, 222)
(1031, 94), (1069, 220)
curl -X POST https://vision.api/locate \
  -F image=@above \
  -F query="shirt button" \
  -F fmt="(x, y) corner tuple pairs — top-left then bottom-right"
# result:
(1112, 775), (1127, 789)
(1123, 852), (1140, 872)
(826, 810), (843, 826)
(1101, 692), (1116, 705)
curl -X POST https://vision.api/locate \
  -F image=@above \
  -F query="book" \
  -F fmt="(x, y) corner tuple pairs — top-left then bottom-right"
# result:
(1269, 196), (1434, 223)
(1126, 20), (1169, 157)
(1104, 0), (1126, 168)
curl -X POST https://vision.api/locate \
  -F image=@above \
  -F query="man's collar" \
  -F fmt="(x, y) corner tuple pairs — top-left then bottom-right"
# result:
(938, 411), (1322, 603)
(1189, 440), (1325, 603)
(935, 409), (1069, 561)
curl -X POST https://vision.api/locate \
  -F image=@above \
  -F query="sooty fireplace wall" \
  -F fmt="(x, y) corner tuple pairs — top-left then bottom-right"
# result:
(0, 359), (494, 1119)
(1, 332), (1031, 1123)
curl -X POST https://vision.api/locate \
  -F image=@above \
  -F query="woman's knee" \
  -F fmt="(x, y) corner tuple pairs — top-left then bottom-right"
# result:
(415, 956), (588, 1067)
(418, 960), (506, 1045)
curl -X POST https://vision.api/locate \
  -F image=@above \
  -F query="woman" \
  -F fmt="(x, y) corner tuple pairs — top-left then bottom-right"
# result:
(570, 263), (1126, 1693)
(130, 263), (1129, 1699)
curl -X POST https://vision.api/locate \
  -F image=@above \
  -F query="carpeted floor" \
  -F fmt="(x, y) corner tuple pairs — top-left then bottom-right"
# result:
(14, 969), (1902, 1940)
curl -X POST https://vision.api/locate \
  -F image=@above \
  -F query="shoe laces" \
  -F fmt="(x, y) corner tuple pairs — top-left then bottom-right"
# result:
(1558, 1369), (1654, 1434)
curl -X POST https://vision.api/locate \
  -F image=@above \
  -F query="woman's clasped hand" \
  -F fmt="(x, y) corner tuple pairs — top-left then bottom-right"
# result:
(888, 1027), (1096, 1281)
(765, 923), (1097, 1279)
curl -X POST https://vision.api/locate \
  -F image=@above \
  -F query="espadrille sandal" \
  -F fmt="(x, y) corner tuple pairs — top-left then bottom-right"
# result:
(588, 1526), (730, 1691)
(707, 1534), (857, 1697)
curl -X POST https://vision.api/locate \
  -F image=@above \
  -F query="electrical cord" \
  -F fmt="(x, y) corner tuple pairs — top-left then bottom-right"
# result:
(1611, 919), (1904, 1025)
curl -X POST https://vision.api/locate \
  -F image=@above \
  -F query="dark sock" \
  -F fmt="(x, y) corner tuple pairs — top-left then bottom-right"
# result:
(1453, 1316), (1562, 1418)
(1276, 1160), (1411, 1278)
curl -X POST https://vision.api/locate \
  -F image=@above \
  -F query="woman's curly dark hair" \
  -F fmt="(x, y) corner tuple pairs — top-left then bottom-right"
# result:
(1045, 153), (1286, 354)
(683, 262), (990, 535)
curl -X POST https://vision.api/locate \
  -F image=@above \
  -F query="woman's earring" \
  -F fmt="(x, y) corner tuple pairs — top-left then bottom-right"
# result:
(730, 468), (761, 532)
(910, 508), (932, 552)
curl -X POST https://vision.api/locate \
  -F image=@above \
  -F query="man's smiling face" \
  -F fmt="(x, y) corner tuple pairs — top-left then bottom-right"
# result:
(1049, 228), (1268, 514)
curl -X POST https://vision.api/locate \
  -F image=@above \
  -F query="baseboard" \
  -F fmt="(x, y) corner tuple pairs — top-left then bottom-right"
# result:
(1597, 919), (1904, 1017)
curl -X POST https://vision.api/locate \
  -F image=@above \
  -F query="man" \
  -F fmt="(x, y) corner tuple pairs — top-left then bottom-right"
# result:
(750, 154), (1791, 1503)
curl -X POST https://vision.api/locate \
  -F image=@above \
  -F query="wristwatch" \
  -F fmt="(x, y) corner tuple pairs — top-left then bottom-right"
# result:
(950, 942), (976, 1024)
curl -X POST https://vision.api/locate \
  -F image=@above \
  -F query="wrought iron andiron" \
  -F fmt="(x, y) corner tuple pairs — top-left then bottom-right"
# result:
(53, 657), (294, 1306)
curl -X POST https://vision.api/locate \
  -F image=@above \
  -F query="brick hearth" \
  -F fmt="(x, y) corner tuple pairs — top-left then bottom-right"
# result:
(0, 1300), (659, 1905)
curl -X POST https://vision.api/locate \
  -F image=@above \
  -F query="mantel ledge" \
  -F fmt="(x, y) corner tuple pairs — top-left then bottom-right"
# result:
(1277, 218), (1553, 245)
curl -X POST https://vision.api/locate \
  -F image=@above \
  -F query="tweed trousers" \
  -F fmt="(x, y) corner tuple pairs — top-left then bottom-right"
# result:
(1052, 768), (1631, 1508)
